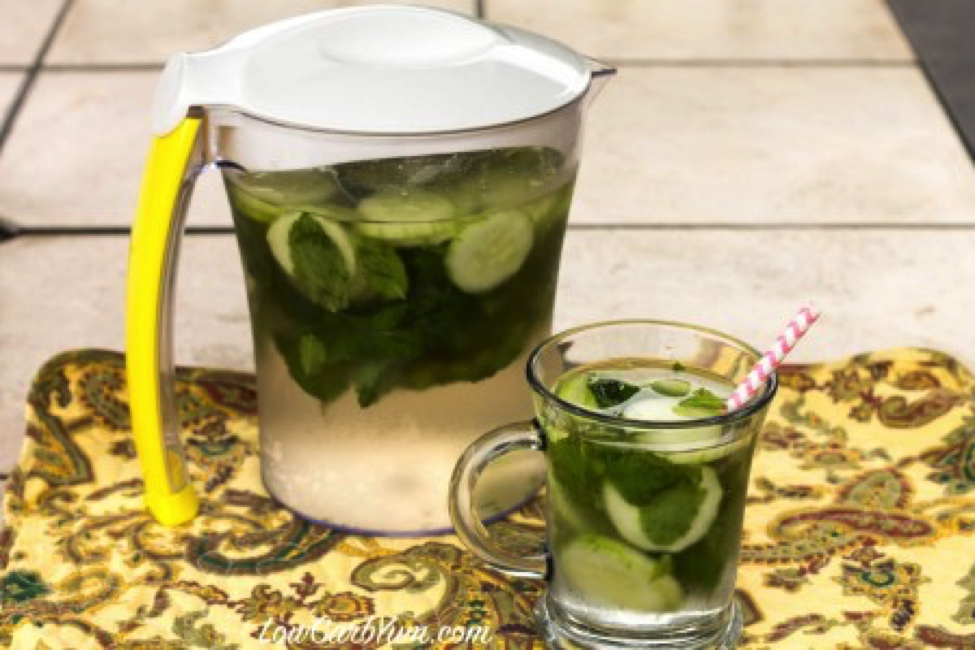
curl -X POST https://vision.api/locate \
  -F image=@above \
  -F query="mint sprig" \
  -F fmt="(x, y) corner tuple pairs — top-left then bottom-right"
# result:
(673, 388), (726, 418)
(587, 378), (641, 408)
(289, 214), (351, 312)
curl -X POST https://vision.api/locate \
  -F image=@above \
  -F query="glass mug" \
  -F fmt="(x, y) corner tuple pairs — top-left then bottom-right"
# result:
(449, 321), (778, 648)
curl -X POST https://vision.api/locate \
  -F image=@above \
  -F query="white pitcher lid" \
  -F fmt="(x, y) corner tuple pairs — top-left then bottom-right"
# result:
(152, 5), (594, 136)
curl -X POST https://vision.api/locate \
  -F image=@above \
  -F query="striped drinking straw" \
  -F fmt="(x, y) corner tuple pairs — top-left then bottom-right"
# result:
(726, 305), (822, 412)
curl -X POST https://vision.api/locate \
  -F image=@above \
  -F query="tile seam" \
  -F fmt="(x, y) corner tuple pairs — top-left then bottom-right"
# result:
(3, 223), (974, 240)
(0, 0), (75, 156)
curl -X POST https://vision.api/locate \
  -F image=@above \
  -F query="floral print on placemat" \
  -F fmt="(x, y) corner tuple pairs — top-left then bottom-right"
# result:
(0, 348), (972, 648)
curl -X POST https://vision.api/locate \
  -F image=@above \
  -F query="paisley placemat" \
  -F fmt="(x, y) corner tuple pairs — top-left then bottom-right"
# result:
(0, 348), (972, 649)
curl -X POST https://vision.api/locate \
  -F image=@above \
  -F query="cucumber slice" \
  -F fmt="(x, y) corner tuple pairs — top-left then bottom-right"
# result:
(603, 467), (722, 553)
(358, 188), (456, 222)
(623, 397), (724, 446)
(664, 435), (752, 465)
(356, 188), (459, 246)
(226, 181), (282, 223)
(288, 203), (362, 223)
(560, 535), (683, 612)
(650, 379), (691, 397)
(355, 220), (460, 247)
(226, 168), (348, 224)
(521, 181), (573, 234)
(237, 168), (344, 206)
(445, 209), (534, 294)
(554, 373), (598, 409)
(267, 212), (356, 278)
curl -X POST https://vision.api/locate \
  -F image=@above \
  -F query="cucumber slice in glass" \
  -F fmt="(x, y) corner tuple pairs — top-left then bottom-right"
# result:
(603, 467), (722, 553)
(650, 379), (691, 397)
(623, 397), (724, 446)
(267, 212), (356, 278)
(554, 373), (598, 409)
(445, 209), (534, 294)
(560, 534), (683, 612)
(663, 436), (752, 465)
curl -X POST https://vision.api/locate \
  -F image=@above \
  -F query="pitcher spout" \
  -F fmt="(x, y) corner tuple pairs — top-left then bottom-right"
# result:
(584, 58), (616, 106)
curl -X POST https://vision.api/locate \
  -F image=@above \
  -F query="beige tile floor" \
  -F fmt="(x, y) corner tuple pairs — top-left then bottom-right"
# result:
(47, 0), (475, 65)
(486, 0), (913, 61)
(0, 0), (64, 65)
(1, 0), (974, 480)
(0, 72), (25, 119)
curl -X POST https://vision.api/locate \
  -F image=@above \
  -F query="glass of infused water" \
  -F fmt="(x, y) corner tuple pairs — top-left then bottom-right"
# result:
(449, 320), (778, 648)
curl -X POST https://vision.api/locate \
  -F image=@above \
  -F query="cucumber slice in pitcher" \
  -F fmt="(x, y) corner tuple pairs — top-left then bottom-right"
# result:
(355, 220), (460, 247)
(560, 535), (683, 612)
(226, 180), (282, 223)
(289, 203), (362, 223)
(603, 467), (722, 553)
(238, 168), (346, 206)
(356, 188), (459, 246)
(445, 209), (534, 294)
(358, 187), (456, 222)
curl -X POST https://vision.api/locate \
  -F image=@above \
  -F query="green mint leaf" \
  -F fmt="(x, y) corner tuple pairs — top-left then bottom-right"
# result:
(639, 481), (707, 546)
(549, 436), (604, 510)
(289, 214), (351, 312)
(355, 238), (408, 301)
(674, 387), (726, 418)
(604, 451), (692, 504)
(298, 334), (329, 376)
(354, 360), (397, 407)
(276, 333), (350, 404)
(671, 361), (686, 373)
(587, 378), (641, 408)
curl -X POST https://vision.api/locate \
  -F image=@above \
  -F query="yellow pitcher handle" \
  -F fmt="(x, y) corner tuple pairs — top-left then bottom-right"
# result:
(126, 117), (202, 526)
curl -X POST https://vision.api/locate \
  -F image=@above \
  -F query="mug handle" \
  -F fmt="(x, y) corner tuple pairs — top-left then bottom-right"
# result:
(448, 421), (548, 579)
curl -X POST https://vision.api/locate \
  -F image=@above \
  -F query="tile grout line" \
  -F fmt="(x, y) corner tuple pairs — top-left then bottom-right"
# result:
(0, 0), (75, 157)
(474, 0), (485, 19)
(5, 223), (974, 239)
(31, 59), (920, 73)
(42, 62), (163, 72)
(603, 58), (918, 68)
(569, 222), (975, 231)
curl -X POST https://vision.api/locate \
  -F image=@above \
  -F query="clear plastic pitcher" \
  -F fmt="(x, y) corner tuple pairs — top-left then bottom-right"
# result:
(126, 5), (613, 534)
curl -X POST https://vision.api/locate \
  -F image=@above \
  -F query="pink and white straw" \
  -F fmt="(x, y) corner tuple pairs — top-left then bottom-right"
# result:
(726, 305), (821, 412)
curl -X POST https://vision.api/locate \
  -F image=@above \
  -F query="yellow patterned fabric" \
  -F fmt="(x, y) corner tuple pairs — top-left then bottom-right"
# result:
(1, 348), (973, 648)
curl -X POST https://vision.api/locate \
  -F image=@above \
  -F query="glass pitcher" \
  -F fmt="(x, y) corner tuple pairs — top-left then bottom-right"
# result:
(126, 5), (613, 535)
